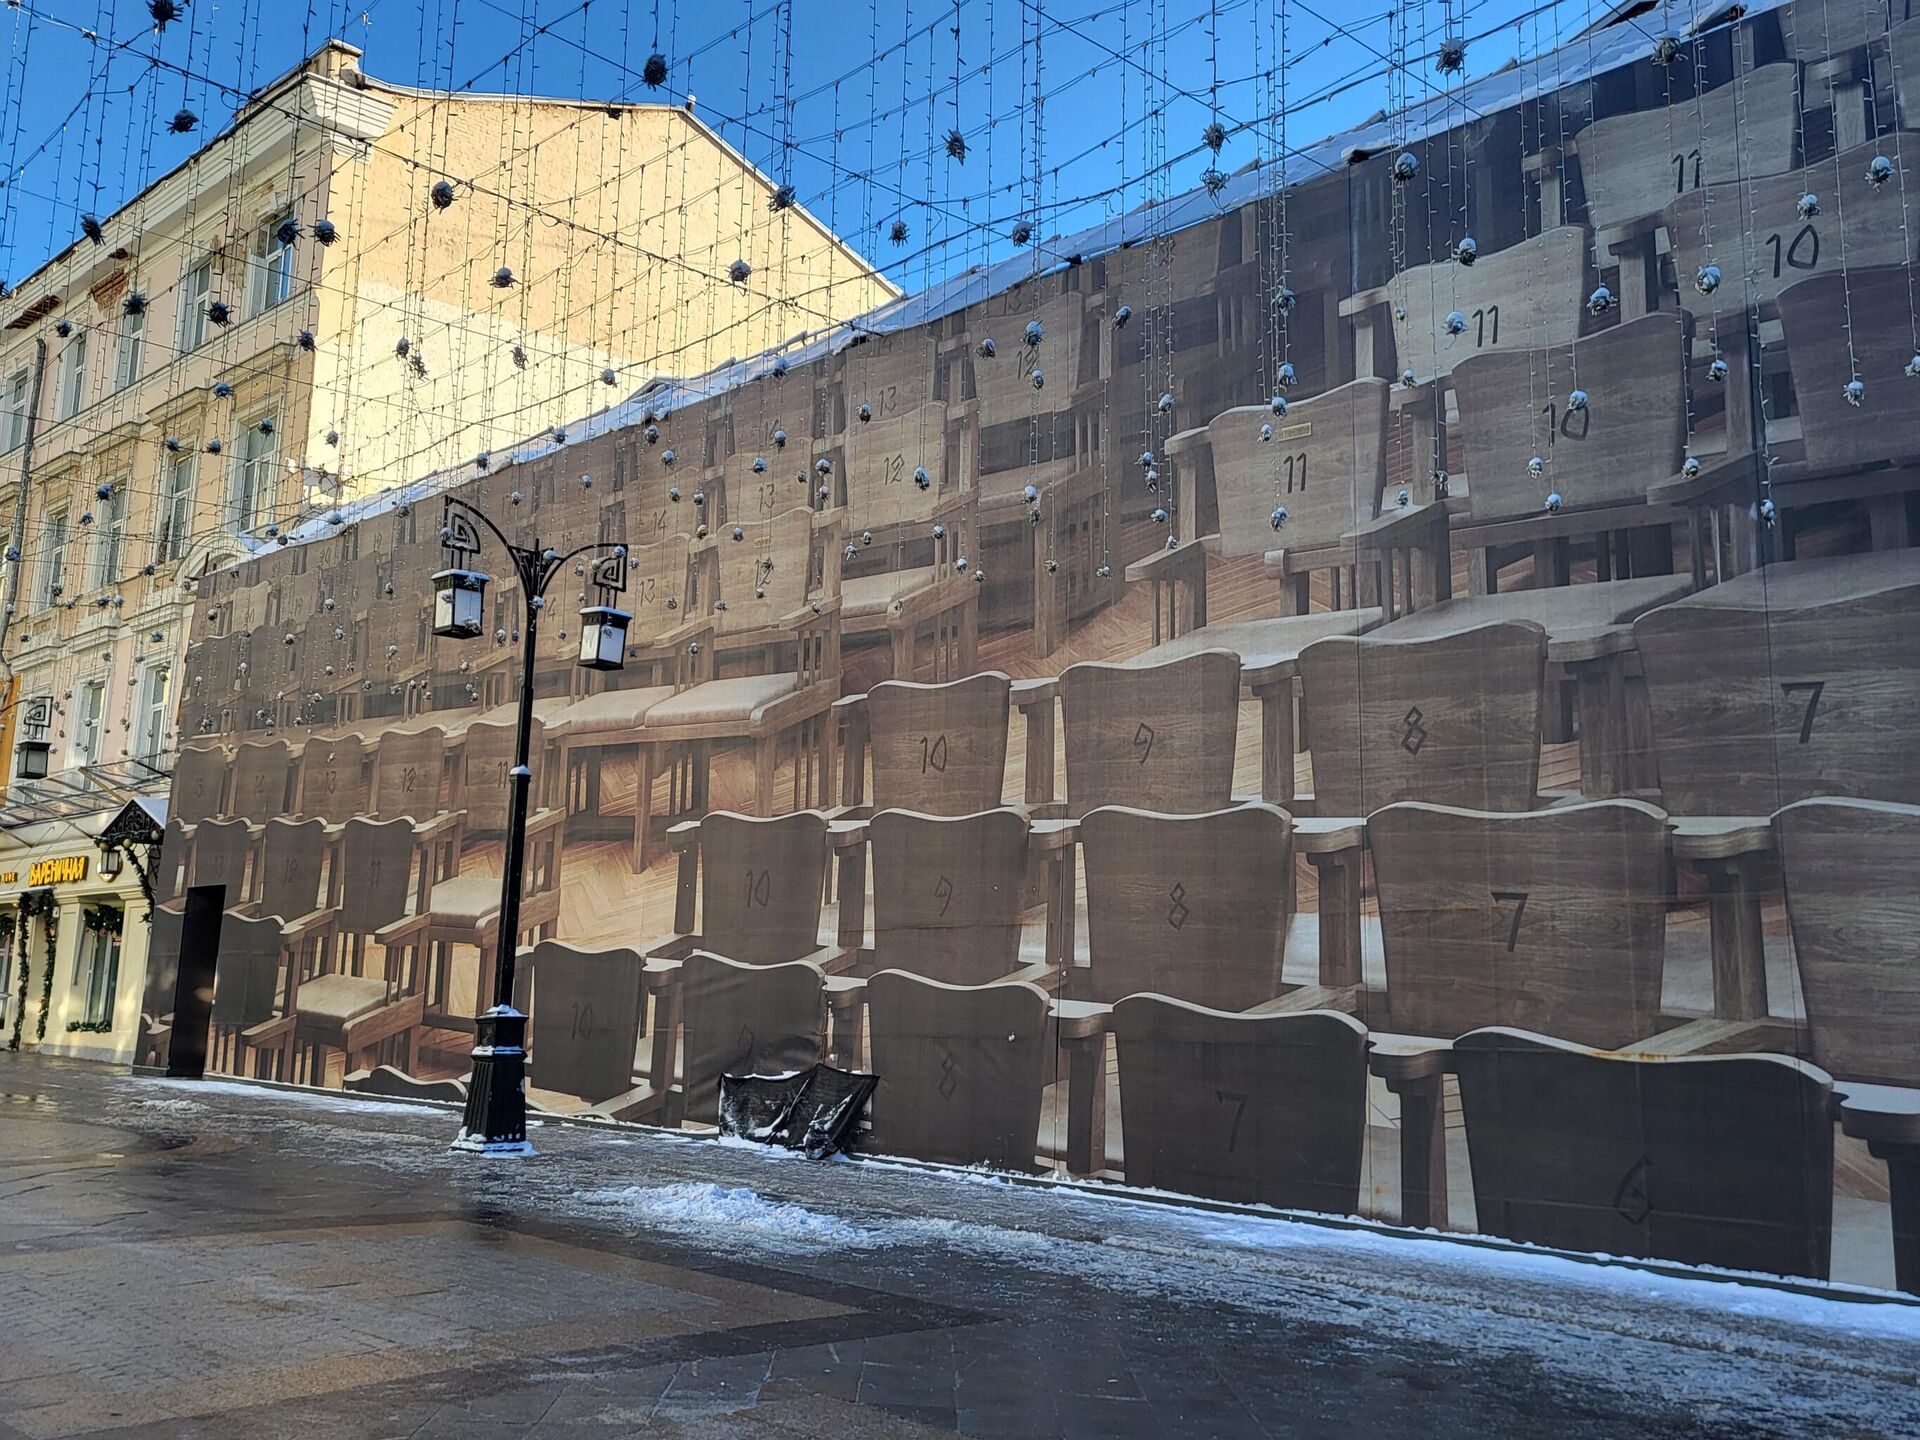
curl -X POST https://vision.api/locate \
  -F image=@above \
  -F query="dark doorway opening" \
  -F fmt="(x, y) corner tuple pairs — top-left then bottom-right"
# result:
(165, 885), (224, 1079)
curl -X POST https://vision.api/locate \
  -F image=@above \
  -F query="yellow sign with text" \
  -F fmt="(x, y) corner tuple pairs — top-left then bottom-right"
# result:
(27, 855), (88, 886)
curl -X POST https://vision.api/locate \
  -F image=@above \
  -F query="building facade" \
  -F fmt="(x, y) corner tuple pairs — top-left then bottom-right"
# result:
(0, 38), (892, 1062)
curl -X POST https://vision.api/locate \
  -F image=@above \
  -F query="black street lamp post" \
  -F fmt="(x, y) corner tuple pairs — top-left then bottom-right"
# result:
(435, 496), (628, 1155)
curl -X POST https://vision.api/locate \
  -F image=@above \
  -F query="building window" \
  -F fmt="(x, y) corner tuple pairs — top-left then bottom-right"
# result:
(4, 370), (29, 450)
(74, 909), (124, 1029)
(232, 417), (278, 531)
(157, 453), (195, 564)
(177, 261), (211, 353)
(56, 333), (87, 419)
(114, 305), (144, 390)
(75, 677), (106, 766)
(137, 661), (172, 760)
(249, 218), (296, 315)
(38, 506), (67, 604)
(91, 479), (126, 589)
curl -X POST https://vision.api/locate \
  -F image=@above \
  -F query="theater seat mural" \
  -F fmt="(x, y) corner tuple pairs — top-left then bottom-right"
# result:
(144, 0), (1920, 1296)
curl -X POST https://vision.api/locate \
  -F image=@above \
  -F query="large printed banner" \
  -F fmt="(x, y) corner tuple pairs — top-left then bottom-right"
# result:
(144, 0), (1920, 1296)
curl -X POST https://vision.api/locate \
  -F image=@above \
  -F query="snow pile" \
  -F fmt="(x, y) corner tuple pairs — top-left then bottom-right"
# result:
(577, 1182), (881, 1253)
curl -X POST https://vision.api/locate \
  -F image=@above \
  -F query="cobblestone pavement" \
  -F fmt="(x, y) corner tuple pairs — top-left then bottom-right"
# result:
(2, 1055), (1917, 1439)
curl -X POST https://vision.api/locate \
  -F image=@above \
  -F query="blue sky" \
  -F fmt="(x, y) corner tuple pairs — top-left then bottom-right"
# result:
(0, 0), (1571, 294)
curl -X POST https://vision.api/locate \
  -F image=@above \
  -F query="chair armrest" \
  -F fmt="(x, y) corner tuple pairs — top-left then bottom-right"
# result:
(241, 1014), (296, 1046)
(1344, 500), (1448, 555)
(1647, 452), (1756, 508)
(1834, 1082), (1920, 1148)
(829, 818), (870, 849)
(1668, 816), (1773, 863)
(1010, 676), (1057, 711)
(1028, 817), (1079, 853)
(524, 807), (565, 838)
(1125, 534), (1214, 586)
(276, 907), (337, 946)
(1367, 1032), (1453, 1085)
(666, 818), (703, 852)
(642, 935), (699, 963)
(1246, 984), (1363, 1015)
(373, 912), (432, 946)
(1293, 817), (1366, 857)
(832, 692), (869, 719)
(1630, 1017), (1800, 1055)
(586, 1084), (665, 1122)
(1048, 998), (1111, 1043)
(410, 810), (464, 843)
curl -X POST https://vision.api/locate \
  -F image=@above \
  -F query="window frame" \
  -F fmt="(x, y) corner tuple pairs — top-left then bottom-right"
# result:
(75, 914), (123, 1028)
(157, 452), (195, 564)
(74, 676), (106, 767)
(232, 415), (279, 532)
(90, 478), (126, 589)
(176, 261), (211, 354)
(137, 659), (172, 761)
(38, 506), (68, 605)
(249, 217), (297, 315)
(114, 305), (144, 390)
(56, 333), (87, 420)
(3, 369), (29, 450)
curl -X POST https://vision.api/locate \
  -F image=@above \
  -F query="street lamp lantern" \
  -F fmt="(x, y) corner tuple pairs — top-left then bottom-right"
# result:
(431, 567), (489, 639)
(14, 697), (52, 781)
(98, 843), (124, 878)
(576, 604), (630, 670)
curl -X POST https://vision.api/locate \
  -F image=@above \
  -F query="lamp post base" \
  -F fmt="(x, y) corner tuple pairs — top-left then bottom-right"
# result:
(451, 1006), (536, 1156)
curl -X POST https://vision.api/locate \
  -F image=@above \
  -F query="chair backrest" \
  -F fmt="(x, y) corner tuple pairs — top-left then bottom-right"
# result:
(1779, 266), (1920, 471)
(843, 400), (960, 536)
(229, 740), (292, 822)
(625, 531), (695, 649)
(971, 283), (1086, 412)
(713, 506), (821, 638)
(1369, 800), (1669, 1048)
(1774, 797), (1920, 1088)
(1451, 1027), (1833, 1281)
(1371, 225), (1588, 382)
(1670, 140), (1914, 320)
(210, 912), (284, 1030)
(296, 734), (364, 824)
(371, 727), (446, 821)
(1079, 804), (1291, 1010)
(1573, 62), (1796, 233)
(679, 951), (826, 1125)
(1062, 651), (1240, 817)
(868, 809), (1029, 985)
(1299, 621), (1545, 815)
(1111, 995), (1368, 1212)
(335, 817), (419, 931)
(462, 717), (544, 833)
(1205, 378), (1391, 558)
(1632, 552), (1920, 811)
(698, 810), (828, 965)
(152, 820), (189, 905)
(866, 671), (1011, 814)
(189, 818), (253, 904)
(172, 746), (227, 826)
(1450, 312), (1688, 524)
(865, 970), (1052, 1171)
(256, 818), (328, 923)
(525, 940), (647, 1105)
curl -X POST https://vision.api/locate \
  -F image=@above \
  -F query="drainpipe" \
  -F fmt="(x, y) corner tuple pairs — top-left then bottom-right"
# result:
(0, 336), (50, 658)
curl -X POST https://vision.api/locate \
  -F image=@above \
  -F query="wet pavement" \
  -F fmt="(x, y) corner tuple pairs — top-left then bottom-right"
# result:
(1, 1054), (1917, 1439)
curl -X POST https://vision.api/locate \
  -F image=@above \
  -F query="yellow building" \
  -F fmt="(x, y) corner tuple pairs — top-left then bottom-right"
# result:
(0, 39), (893, 1063)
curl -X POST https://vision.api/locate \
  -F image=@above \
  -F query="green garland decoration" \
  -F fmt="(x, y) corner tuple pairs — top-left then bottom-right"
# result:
(20, 891), (56, 1042)
(81, 904), (124, 937)
(1, 913), (19, 1051)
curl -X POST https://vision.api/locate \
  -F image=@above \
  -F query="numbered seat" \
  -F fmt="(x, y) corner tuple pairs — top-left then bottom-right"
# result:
(1774, 797), (1920, 1292)
(517, 940), (657, 1119)
(246, 818), (336, 971)
(670, 951), (829, 1127)
(1296, 621), (1547, 816)
(229, 739), (292, 823)
(1449, 1027), (1835, 1281)
(835, 398), (979, 681)
(835, 671), (1028, 817)
(171, 745), (228, 831)
(1110, 996), (1368, 1211)
(289, 816), (431, 1084)
(864, 970), (1054, 1171)
(186, 817), (256, 907)
(862, 809), (1039, 985)
(1632, 549), (1920, 812)
(648, 809), (838, 966)
(370, 726), (449, 822)
(1074, 804), (1294, 1011)
(294, 733), (364, 825)
(1061, 651), (1240, 817)
(1448, 311), (1694, 589)
(208, 911), (299, 1083)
